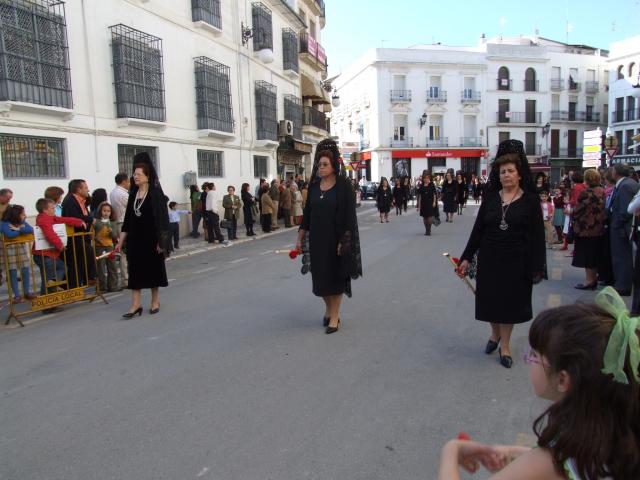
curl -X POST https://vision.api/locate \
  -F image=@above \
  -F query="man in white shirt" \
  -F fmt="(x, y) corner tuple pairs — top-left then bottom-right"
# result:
(205, 182), (227, 244)
(109, 173), (130, 288)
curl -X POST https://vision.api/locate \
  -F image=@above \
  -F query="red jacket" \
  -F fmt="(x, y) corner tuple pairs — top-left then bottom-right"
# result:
(32, 214), (84, 258)
(569, 183), (586, 208)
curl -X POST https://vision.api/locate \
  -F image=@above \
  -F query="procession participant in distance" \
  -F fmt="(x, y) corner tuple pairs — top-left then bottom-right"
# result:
(241, 183), (257, 237)
(441, 171), (457, 223)
(457, 139), (546, 369)
(296, 139), (362, 334)
(392, 178), (405, 216)
(376, 177), (393, 223)
(116, 154), (171, 318)
(455, 172), (467, 215)
(416, 172), (437, 236)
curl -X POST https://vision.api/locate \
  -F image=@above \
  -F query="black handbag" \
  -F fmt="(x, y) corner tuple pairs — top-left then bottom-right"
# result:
(220, 219), (231, 230)
(566, 221), (574, 244)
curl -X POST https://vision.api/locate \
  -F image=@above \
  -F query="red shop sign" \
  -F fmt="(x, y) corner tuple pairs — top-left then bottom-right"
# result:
(391, 149), (487, 158)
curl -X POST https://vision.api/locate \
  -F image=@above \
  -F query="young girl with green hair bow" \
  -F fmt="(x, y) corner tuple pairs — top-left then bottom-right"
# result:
(437, 286), (640, 479)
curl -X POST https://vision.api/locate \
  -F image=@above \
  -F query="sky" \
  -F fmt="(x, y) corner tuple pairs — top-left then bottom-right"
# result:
(321, 0), (640, 77)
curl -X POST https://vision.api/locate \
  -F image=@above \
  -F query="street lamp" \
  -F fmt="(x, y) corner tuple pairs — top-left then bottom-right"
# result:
(541, 122), (551, 136)
(331, 88), (340, 108)
(419, 112), (427, 129)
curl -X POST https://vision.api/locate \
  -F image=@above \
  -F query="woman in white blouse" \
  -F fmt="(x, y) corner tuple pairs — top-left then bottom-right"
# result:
(291, 182), (304, 225)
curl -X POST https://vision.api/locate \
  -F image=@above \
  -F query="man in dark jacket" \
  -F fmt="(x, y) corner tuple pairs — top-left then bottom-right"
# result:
(269, 179), (280, 229)
(280, 182), (293, 228)
(609, 163), (640, 296)
(61, 179), (96, 289)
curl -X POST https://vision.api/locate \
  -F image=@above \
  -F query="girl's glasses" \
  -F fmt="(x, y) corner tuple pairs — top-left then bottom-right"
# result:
(523, 348), (543, 366)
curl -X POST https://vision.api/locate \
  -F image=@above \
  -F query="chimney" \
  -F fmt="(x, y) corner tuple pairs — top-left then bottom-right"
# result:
(479, 33), (486, 46)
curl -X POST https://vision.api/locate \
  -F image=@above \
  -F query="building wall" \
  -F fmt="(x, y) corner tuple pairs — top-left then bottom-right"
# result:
(0, 0), (314, 215)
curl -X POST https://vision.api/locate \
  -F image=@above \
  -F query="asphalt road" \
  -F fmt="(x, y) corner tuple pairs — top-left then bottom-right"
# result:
(0, 201), (601, 480)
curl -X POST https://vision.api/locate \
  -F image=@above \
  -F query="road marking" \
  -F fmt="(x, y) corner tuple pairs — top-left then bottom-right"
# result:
(167, 278), (176, 282)
(547, 294), (562, 308)
(229, 257), (248, 264)
(359, 226), (372, 231)
(551, 268), (562, 281)
(260, 250), (272, 255)
(197, 467), (210, 477)
(193, 266), (217, 274)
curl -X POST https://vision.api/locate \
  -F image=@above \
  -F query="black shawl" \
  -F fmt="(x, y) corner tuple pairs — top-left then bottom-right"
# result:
(123, 185), (172, 258)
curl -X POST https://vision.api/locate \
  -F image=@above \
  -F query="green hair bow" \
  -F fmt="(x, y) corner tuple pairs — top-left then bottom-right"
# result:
(596, 287), (640, 385)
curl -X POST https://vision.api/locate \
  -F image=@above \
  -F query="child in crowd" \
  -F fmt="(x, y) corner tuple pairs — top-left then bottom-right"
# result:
(0, 205), (35, 302)
(32, 198), (85, 295)
(168, 201), (190, 249)
(437, 287), (640, 479)
(551, 188), (566, 244)
(540, 191), (554, 248)
(94, 202), (118, 292)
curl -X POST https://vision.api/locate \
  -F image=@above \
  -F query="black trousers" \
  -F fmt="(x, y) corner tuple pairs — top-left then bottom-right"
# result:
(169, 222), (180, 247)
(206, 211), (224, 243)
(261, 213), (272, 232)
(226, 217), (237, 239)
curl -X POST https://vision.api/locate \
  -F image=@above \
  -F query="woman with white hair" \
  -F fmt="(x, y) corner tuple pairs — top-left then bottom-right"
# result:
(291, 182), (304, 225)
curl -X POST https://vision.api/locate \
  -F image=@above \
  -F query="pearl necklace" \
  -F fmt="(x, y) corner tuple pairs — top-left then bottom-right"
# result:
(133, 190), (148, 217)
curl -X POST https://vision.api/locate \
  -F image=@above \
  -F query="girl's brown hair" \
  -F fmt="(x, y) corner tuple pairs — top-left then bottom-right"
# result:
(2, 204), (24, 225)
(529, 303), (640, 478)
(97, 201), (116, 221)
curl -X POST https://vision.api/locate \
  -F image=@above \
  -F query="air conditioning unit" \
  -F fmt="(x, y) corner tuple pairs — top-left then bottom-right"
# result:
(278, 120), (293, 136)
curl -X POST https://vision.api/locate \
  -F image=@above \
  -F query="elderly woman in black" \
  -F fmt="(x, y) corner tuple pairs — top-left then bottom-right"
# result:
(295, 139), (362, 334)
(240, 183), (256, 237)
(116, 153), (171, 318)
(441, 171), (457, 223)
(455, 172), (467, 215)
(376, 177), (393, 223)
(457, 140), (545, 368)
(416, 172), (437, 236)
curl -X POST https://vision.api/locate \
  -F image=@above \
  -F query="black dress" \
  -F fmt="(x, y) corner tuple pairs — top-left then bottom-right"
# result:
(456, 181), (467, 205)
(377, 187), (393, 213)
(301, 180), (362, 297)
(418, 183), (437, 217)
(241, 191), (255, 227)
(442, 181), (457, 213)
(460, 191), (545, 324)
(123, 190), (169, 290)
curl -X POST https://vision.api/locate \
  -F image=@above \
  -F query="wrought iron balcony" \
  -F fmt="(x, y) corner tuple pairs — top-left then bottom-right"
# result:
(497, 111), (542, 124)
(299, 32), (327, 72)
(551, 110), (601, 122)
(461, 90), (481, 103)
(525, 144), (542, 156)
(426, 90), (447, 103)
(427, 137), (448, 147)
(303, 106), (329, 131)
(390, 137), (413, 147)
(611, 108), (640, 123)
(585, 81), (599, 94)
(390, 90), (412, 102)
(497, 78), (512, 90)
(550, 78), (564, 91)
(524, 80), (539, 92)
(460, 137), (482, 147)
(549, 147), (584, 158)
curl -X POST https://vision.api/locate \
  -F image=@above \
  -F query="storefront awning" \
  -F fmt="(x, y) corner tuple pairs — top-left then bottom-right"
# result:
(301, 72), (330, 105)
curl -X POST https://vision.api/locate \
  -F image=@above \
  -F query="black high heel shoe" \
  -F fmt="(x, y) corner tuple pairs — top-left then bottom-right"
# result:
(325, 318), (340, 334)
(323, 316), (330, 327)
(485, 337), (501, 354)
(149, 307), (160, 315)
(498, 348), (513, 369)
(122, 307), (142, 319)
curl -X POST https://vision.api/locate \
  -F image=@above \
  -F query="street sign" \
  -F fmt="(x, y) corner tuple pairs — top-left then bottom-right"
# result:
(584, 137), (602, 146)
(582, 151), (601, 159)
(584, 128), (602, 139)
(605, 136), (619, 149)
(606, 147), (618, 159)
(584, 144), (602, 153)
(583, 159), (600, 168)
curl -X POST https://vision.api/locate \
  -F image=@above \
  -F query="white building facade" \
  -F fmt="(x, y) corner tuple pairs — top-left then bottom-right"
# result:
(332, 35), (609, 183)
(607, 36), (640, 168)
(0, 0), (331, 216)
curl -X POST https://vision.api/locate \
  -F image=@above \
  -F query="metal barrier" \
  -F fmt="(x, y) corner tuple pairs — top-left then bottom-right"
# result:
(2, 226), (107, 327)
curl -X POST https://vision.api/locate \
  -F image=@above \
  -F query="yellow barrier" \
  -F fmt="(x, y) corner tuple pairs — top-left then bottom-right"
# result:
(2, 225), (107, 327)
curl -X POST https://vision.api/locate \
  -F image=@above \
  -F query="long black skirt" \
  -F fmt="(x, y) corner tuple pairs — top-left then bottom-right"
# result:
(572, 236), (602, 269)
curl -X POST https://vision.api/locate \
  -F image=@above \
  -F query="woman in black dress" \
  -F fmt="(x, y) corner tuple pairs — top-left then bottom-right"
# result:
(240, 183), (256, 237)
(441, 171), (457, 222)
(116, 154), (171, 318)
(296, 139), (362, 334)
(416, 172), (437, 235)
(376, 177), (393, 223)
(455, 172), (467, 215)
(457, 139), (545, 368)
(392, 178), (405, 216)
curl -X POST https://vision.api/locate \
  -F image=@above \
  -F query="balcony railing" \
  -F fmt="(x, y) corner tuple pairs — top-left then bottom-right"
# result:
(299, 32), (327, 72)
(427, 137), (448, 147)
(549, 148), (584, 158)
(551, 110), (601, 122)
(585, 81), (599, 93)
(550, 78), (564, 91)
(497, 111), (542, 124)
(568, 79), (581, 91)
(611, 108), (640, 123)
(524, 80), (539, 92)
(460, 137), (482, 147)
(461, 90), (481, 103)
(426, 90), (447, 103)
(390, 90), (412, 102)
(525, 144), (542, 156)
(497, 78), (512, 90)
(390, 137), (413, 147)
(303, 106), (329, 132)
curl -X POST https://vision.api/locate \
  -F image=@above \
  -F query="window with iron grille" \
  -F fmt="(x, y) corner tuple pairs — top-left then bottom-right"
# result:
(197, 150), (223, 177)
(255, 80), (277, 141)
(0, 134), (65, 178)
(284, 94), (302, 139)
(0, 0), (72, 108)
(194, 56), (233, 133)
(282, 28), (298, 72)
(254, 155), (268, 178)
(252, 3), (272, 51)
(110, 24), (165, 122)
(192, 0), (221, 29)
(118, 144), (158, 175)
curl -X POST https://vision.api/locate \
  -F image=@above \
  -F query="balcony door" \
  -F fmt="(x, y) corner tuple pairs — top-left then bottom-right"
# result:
(568, 98), (577, 121)
(429, 76), (442, 98)
(567, 130), (577, 157)
(525, 132), (537, 156)
(393, 75), (406, 91)
(525, 100), (536, 123)
(429, 114), (442, 141)
(463, 116), (476, 145)
(393, 114), (408, 142)
(499, 99), (510, 123)
(550, 129), (560, 156)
